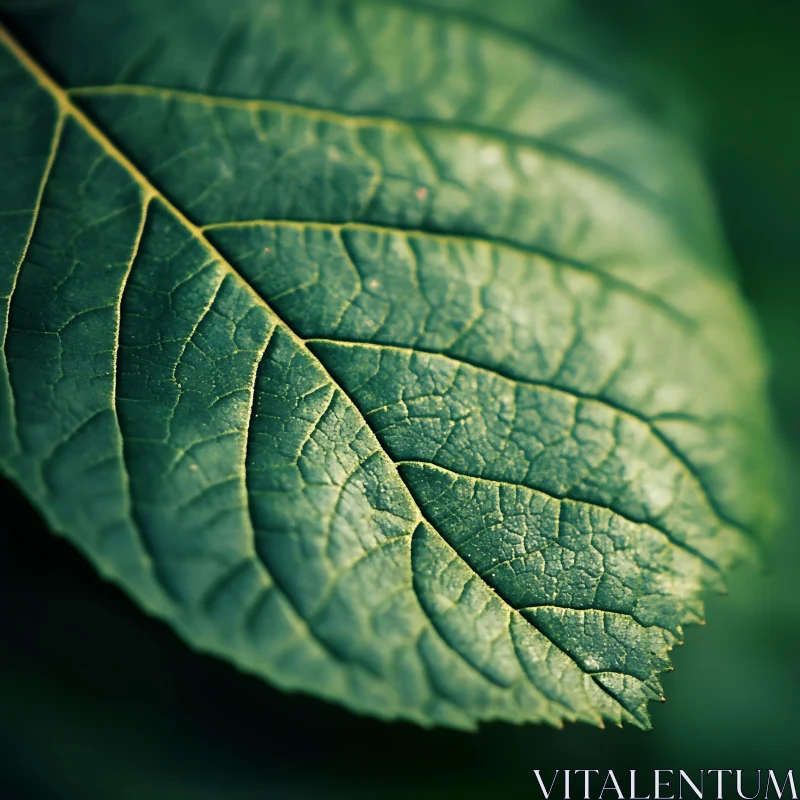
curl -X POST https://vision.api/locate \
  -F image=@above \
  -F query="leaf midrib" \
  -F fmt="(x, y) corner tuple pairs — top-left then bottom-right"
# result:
(0, 24), (682, 723)
(66, 82), (756, 398)
(66, 82), (756, 397)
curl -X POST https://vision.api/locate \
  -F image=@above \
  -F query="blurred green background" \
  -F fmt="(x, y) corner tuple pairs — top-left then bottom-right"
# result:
(1, 1), (798, 797)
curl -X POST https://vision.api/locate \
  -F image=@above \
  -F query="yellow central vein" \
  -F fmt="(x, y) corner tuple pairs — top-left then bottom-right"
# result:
(0, 24), (386, 671)
(0, 24), (667, 716)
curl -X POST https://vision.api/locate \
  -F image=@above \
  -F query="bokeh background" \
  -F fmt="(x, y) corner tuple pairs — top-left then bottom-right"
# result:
(1, 1), (798, 796)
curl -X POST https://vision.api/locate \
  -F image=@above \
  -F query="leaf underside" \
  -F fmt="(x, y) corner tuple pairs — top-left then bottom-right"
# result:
(0, 0), (778, 729)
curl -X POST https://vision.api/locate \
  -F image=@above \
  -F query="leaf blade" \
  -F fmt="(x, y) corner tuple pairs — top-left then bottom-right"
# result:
(0, 4), (779, 730)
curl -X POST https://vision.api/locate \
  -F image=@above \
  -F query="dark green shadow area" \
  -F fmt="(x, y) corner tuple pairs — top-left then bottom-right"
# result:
(1, 464), (798, 798)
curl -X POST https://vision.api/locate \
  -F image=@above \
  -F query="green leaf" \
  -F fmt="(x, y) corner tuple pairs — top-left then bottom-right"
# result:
(0, 0), (779, 730)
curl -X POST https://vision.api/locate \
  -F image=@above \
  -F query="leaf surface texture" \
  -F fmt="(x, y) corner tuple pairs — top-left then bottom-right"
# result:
(0, 0), (779, 728)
